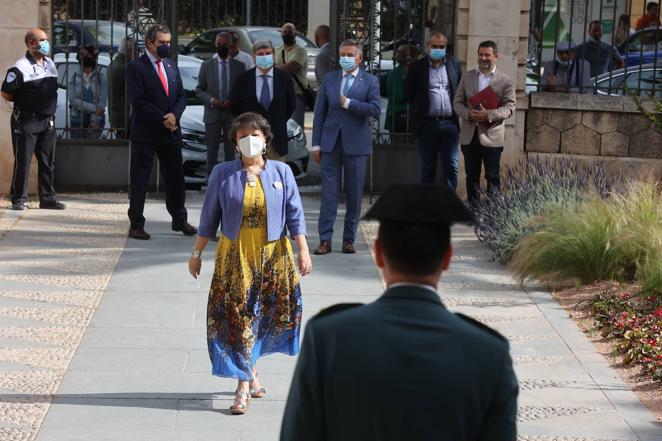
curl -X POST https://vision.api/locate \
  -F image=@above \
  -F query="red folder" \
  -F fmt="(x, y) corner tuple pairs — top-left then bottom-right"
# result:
(469, 86), (499, 129)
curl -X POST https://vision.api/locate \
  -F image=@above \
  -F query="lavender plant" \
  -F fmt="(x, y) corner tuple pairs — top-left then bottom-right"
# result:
(473, 157), (611, 263)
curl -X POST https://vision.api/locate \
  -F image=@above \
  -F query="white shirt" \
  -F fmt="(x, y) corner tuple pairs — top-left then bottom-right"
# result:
(255, 67), (274, 102)
(311, 68), (359, 152)
(232, 50), (255, 70)
(478, 66), (496, 92)
(146, 50), (168, 83)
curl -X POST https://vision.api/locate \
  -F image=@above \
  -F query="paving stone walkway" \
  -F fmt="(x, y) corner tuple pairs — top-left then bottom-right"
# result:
(0, 192), (659, 441)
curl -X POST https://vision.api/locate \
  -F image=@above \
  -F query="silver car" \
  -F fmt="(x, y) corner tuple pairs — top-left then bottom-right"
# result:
(53, 53), (309, 186)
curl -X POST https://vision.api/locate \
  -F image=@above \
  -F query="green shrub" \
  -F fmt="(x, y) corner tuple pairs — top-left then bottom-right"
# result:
(474, 157), (610, 263)
(510, 179), (662, 291)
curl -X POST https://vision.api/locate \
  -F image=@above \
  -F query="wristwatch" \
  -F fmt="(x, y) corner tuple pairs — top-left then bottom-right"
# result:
(191, 249), (202, 259)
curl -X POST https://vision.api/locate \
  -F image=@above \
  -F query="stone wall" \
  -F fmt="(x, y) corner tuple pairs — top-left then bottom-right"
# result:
(526, 92), (662, 178)
(0, 0), (51, 195)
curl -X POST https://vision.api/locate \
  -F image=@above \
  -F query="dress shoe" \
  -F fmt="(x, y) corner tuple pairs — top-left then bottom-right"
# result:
(128, 227), (151, 240)
(313, 241), (332, 255)
(172, 222), (198, 236)
(39, 201), (66, 210)
(11, 202), (26, 211)
(342, 240), (356, 254)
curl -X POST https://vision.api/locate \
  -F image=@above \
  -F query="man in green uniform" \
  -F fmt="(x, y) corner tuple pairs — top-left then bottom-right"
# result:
(281, 184), (518, 441)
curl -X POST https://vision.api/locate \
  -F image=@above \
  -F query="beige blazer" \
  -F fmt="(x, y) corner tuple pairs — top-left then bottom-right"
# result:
(453, 68), (516, 147)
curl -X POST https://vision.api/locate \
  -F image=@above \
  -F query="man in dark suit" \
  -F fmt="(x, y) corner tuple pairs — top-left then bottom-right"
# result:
(126, 24), (197, 240)
(281, 184), (518, 441)
(229, 40), (295, 159)
(195, 31), (246, 175)
(405, 31), (462, 189)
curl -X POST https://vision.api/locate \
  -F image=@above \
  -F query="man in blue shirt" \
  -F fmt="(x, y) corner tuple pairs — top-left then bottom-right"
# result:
(575, 20), (624, 77)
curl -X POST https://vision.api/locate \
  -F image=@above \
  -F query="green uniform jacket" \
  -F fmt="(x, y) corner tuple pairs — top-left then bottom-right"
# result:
(280, 285), (518, 441)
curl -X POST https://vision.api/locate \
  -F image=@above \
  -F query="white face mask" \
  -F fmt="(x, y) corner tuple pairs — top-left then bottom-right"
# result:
(238, 135), (265, 158)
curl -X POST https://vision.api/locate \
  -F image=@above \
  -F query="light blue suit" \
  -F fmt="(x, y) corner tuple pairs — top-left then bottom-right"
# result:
(313, 68), (381, 243)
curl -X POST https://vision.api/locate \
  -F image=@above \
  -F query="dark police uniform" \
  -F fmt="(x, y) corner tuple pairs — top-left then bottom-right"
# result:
(1, 52), (59, 207)
(280, 184), (518, 441)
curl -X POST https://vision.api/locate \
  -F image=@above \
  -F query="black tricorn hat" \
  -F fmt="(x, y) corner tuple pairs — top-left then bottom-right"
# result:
(362, 184), (474, 225)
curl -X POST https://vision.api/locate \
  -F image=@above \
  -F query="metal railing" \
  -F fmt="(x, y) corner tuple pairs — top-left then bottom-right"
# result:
(529, 0), (662, 97)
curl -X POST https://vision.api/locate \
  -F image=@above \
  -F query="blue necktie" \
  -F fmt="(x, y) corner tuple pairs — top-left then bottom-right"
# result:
(220, 60), (228, 100)
(343, 74), (355, 96)
(259, 74), (271, 109)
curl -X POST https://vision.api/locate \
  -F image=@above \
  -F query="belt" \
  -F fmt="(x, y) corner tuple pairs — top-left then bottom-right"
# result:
(427, 115), (454, 121)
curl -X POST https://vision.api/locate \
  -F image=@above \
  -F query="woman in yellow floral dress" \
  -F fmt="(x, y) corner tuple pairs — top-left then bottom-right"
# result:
(188, 112), (311, 415)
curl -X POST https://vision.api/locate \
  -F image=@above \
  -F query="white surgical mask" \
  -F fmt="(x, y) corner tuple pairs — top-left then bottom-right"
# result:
(238, 135), (265, 157)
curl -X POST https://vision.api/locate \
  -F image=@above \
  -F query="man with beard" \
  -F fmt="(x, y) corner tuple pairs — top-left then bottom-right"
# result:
(453, 40), (516, 204)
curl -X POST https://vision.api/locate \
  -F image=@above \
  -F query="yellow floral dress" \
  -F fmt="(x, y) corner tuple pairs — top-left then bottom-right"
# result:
(207, 176), (302, 381)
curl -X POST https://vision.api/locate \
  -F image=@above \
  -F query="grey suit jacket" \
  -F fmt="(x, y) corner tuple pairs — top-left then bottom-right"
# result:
(195, 56), (246, 124)
(314, 43), (334, 85)
(453, 68), (516, 147)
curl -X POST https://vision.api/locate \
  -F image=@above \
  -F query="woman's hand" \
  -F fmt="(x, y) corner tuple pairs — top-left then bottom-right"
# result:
(297, 250), (312, 277)
(188, 256), (201, 279)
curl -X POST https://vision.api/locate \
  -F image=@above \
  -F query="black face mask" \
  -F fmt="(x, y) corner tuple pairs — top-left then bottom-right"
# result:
(216, 45), (229, 58)
(81, 57), (96, 68)
(282, 34), (296, 46)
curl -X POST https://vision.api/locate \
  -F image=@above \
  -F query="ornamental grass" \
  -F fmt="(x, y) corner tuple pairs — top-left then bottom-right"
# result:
(510, 178), (662, 291)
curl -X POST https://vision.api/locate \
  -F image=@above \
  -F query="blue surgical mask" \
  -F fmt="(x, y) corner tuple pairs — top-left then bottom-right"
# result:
(339, 56), (357, 71)
(156, 43), (170, 59)
(429, 48), (446, 61)
(255, 54), (274, 70)
(37, 40), (50, 56)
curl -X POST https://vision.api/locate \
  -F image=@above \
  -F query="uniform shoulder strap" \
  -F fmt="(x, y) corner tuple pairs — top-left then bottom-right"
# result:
(455, 313), (508, 342)
(312, 303), (363, 320)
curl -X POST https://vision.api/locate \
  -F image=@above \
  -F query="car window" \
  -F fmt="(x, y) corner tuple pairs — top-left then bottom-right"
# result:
(625, 69), (662, 96)
(187, 30), (216, 54)
(53, 24), (78, 48)
(596, 73), (625, 95)
(84, 23), (131, 47)
(179, 65), (203, 105)
(626, 30), (662, 52)
(247, 30), (316, 48)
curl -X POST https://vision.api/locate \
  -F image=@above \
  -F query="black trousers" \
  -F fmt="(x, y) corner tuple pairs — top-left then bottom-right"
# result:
(10, 114), (57, 205)
(205, 109), (235, 177)
(461, 129), (503, 203)
(128, 141), (188, 229)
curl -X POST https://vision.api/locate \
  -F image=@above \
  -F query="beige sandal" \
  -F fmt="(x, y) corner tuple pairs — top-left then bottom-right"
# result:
(230, 390), (250, 415)
(249, 374), (267, 398)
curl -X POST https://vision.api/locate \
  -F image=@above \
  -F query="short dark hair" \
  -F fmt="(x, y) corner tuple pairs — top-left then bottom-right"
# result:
(378, 222), (450, 276)
(229, 112), (273, 150)
(228, 31), (240, 45)
(478, 40), (498, 54)
(145, 24), (170, 43)
(77, 44), (98, 62)
(647, 2), (658, 11)
(589, 20), (602, 29)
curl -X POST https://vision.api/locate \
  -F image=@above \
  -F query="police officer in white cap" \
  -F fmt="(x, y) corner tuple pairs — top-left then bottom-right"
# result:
(1, 28), (65, 211)
(540, 41), (592, 94)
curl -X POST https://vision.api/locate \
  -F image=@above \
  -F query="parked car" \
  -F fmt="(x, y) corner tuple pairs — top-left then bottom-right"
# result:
(52, 53), (309, 185)
(618, 27), (662, 67)
(178, 26), (320, 88)
(53, 20), (139, 55)
(593, 63), (662, 97)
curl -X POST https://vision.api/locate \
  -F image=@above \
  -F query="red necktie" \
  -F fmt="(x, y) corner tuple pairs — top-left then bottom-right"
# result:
(156, 60), (169, 96)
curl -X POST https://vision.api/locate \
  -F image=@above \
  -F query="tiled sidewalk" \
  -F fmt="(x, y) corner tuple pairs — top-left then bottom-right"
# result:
(0, 192), (659, 440)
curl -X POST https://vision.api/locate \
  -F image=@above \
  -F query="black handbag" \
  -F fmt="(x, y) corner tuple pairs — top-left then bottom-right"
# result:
(283, 49), (317, 110)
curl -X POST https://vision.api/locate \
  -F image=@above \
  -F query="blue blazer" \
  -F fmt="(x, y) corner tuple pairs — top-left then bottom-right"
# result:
(198, 159), (306, 241)
(127, 53), (187, 144)
(312, 69), (381, 156)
